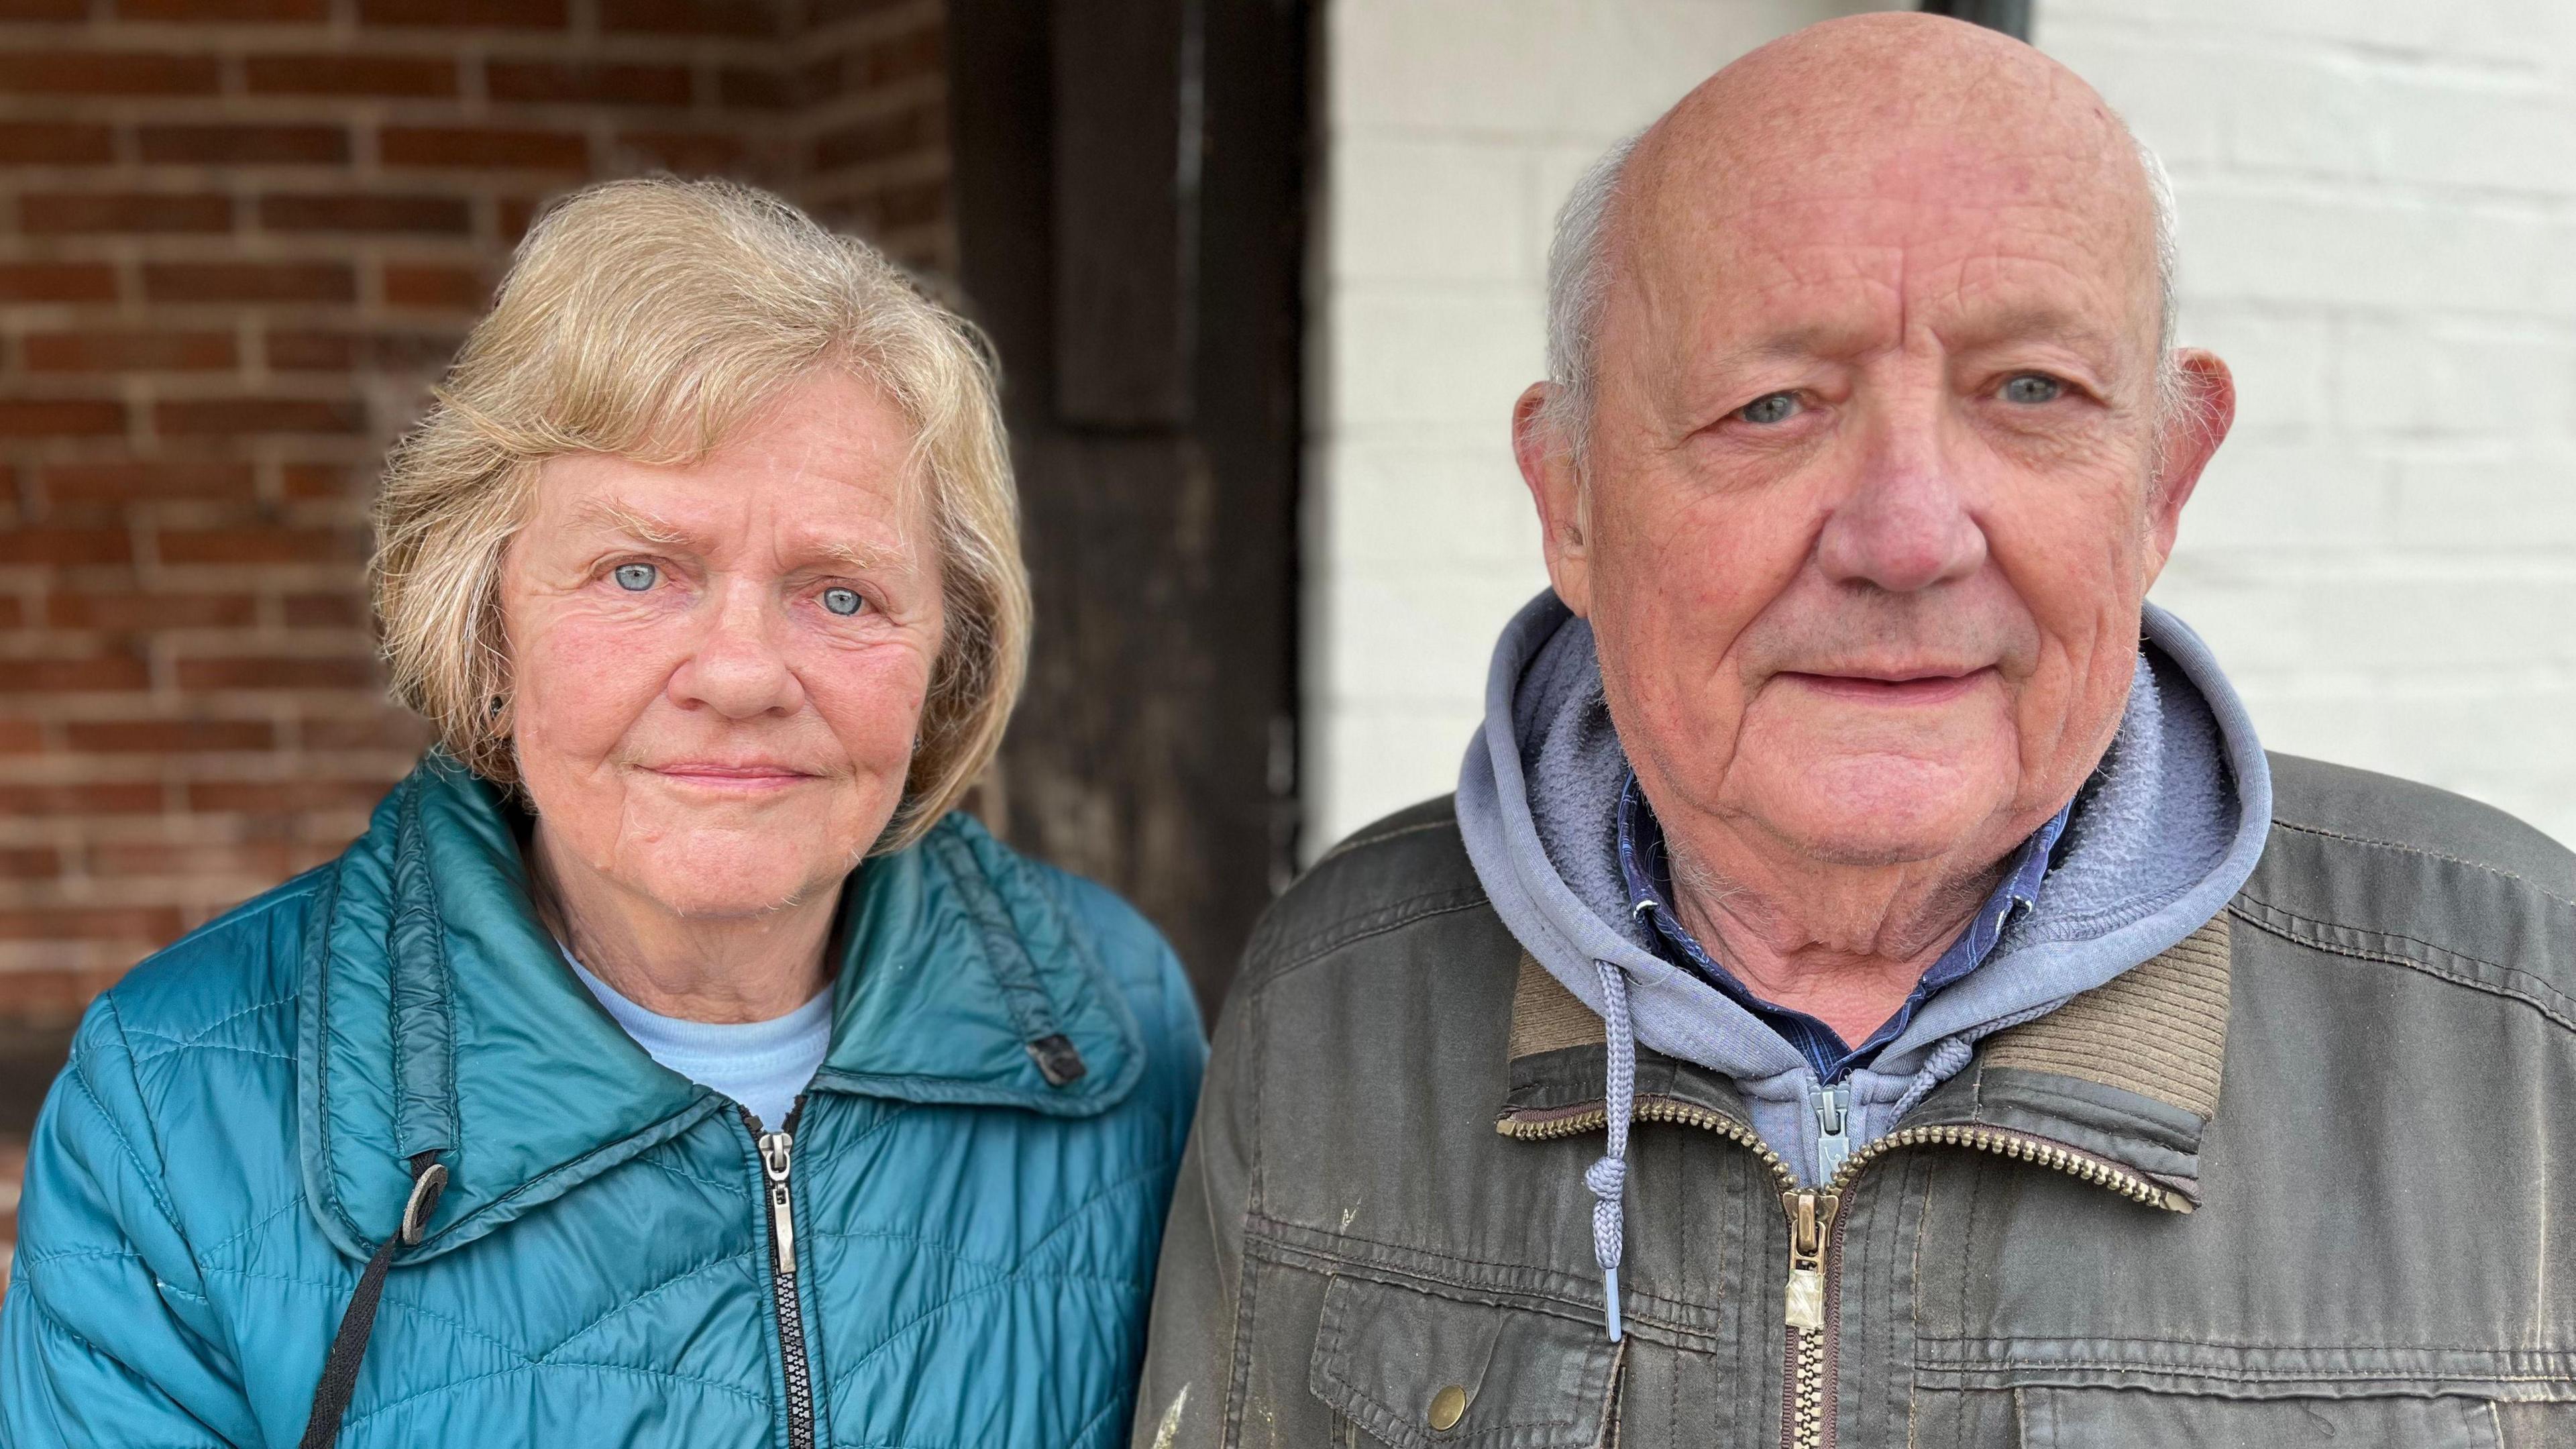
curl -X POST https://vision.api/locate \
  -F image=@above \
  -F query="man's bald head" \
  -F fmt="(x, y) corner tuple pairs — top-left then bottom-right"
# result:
(1543, 13), (2177, 460)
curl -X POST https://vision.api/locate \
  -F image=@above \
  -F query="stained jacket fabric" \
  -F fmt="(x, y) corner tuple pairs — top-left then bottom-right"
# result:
(1, 753), (1205, 1448)
(1132, 756), (2576, 1449)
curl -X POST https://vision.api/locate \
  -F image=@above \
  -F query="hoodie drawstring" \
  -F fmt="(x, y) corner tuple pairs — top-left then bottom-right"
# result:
(1587, 958), (1637, 1341)
(1888, 1036), (1973, 1123)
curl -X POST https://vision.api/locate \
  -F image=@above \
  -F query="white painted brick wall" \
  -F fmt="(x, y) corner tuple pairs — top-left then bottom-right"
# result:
(1310, 0), (2576, 852)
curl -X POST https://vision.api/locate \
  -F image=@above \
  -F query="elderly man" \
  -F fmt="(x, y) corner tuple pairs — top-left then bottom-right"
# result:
(1133, 13), (2576, 1449)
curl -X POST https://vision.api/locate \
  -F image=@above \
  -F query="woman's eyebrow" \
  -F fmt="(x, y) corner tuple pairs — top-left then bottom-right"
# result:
(563, 498), (897, 572)
(568, 497), (694, 548)
(791, 536), (896, 573)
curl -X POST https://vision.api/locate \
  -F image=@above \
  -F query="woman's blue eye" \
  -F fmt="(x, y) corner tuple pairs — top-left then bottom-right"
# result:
(821, 587), (864, 617)
(612, 563), (657, 592)
(2002, 374), (2063, 405)
(1738, 392), (1800, 425)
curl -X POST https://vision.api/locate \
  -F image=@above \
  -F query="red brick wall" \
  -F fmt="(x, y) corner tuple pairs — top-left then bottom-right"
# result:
(798, 0), (947, 262)
(0, 0), (951, 1279)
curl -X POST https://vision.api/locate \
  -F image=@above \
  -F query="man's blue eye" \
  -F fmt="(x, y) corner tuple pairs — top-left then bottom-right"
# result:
(1738, 392), (1800, 425)
(2002, 374), (2063, 405)
(821, 587), (864, 616)
(612, 563), (657, 592)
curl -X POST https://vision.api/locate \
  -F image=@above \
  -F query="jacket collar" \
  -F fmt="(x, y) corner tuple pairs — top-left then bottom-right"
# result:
(297, 753), (1143, 1263)
(1496, 912), (2233, 1210)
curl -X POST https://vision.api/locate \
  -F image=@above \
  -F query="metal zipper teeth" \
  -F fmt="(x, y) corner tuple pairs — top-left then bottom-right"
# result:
(773, 1266), (814, 1449)
(1499, 1098), (1801, 1192)
(1827, 1122), (2178, 1207)
(1800, 1201), (1845, 1449)
(1790, 1325), (1827, 1449)
(1500, 1100), (2178, 1208)
(747, 1104), (817, 1449)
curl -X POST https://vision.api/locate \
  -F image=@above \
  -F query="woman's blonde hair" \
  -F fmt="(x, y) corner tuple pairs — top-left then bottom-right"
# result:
(371, 176), (1028, 853)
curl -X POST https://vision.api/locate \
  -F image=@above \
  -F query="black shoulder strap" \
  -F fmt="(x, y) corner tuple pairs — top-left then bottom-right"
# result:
(298, 1153), (446, 1449)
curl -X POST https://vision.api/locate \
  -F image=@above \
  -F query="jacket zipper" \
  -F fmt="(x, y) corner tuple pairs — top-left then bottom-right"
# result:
(1780, 1185), (1837, 1449)
(1500, 1099), (2183, 1448)
(1809, 1081), (1852, 1182)
(747, 1104), (816, 1449)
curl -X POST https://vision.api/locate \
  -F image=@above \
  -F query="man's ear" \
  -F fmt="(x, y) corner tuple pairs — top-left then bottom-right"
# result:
(1513, 382), (1594, 616)
(2143, 349), (2235, 580)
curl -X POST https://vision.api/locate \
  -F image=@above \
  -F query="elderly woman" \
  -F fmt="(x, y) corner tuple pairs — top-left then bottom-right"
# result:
(0, 179), (1203, 1448)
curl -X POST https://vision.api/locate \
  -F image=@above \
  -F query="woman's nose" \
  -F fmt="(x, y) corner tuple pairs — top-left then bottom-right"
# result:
(667, 584), (804, 718)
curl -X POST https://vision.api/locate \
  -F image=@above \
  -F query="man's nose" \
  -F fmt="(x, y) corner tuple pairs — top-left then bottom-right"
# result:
(1813, 406), (1987, 594)
(667, 579), (804, 718)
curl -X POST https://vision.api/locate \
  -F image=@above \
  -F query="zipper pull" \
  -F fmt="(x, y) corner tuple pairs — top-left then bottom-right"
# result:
(1781, 1189), (1839, 1330)
(1809, 1079), (1851, 1185)
(759, 1129), (797, 1277)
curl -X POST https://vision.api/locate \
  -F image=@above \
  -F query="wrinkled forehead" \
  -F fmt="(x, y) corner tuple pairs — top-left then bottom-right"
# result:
(1610, 86), (2163, 372)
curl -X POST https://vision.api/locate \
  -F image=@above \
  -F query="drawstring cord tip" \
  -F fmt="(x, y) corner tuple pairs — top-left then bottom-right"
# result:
(1586, 957), (1637, 1347)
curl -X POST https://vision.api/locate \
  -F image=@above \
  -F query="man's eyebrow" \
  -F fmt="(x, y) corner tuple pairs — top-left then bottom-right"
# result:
(1688, 323), (1882, 377)
(1691, 313), (2130, 378)
(1947, 306), (2128, 360)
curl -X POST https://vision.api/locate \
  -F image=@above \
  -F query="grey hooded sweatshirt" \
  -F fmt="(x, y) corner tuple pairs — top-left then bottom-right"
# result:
(1456, 590), (2272, 1331)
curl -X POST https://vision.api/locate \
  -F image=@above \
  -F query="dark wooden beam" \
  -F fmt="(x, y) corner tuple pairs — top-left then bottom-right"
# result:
(1049, 0), (1200, 427)
(1920, 0), (2032, 41)
(949, 0), (1307, 1016)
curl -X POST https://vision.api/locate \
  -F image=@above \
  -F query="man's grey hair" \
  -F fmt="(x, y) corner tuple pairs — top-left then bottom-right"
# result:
(1539, 124), (2184, 467)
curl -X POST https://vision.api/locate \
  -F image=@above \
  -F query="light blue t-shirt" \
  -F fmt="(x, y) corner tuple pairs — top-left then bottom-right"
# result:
(565, 950), (833, 1132)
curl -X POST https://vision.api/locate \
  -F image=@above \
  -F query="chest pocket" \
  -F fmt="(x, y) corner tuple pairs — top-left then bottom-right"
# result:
(2016, 1387), (2505, 1448)
(1307, 1274), (1620, 1449)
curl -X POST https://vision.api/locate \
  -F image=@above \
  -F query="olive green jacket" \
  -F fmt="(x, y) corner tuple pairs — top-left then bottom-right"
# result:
(1131, 755), (2576, 1449)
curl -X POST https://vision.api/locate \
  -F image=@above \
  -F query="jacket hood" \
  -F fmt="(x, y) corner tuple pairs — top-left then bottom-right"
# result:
(297, 753), (1145, 1264)
(1457, 590), (2272, 1167)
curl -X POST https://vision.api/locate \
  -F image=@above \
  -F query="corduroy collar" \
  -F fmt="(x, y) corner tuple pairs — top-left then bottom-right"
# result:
(1496, 910), (2234, 1211)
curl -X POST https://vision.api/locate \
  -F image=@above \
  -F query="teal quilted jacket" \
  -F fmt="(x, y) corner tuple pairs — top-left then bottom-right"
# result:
(0, 755), (1206, 1447)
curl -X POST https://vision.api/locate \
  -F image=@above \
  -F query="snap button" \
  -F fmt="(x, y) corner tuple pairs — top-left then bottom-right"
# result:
(1428, 1383), (1468, 1432)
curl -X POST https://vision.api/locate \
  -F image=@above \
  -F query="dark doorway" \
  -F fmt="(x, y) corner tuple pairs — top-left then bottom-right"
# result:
(948, 0), (1310, 1016)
